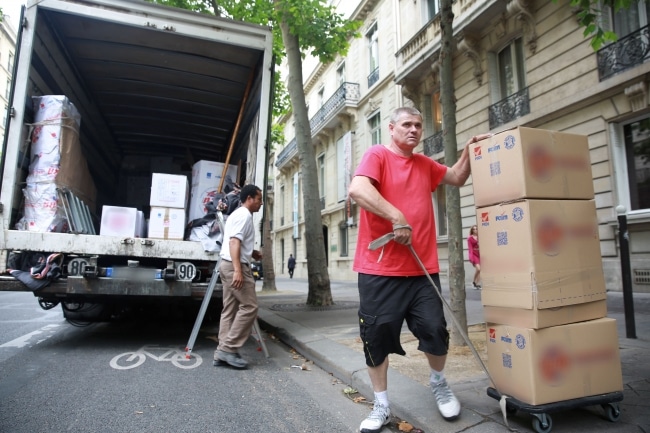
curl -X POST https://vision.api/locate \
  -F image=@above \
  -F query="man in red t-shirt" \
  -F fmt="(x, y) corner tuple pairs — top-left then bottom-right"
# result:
(349, 106), (489, 433)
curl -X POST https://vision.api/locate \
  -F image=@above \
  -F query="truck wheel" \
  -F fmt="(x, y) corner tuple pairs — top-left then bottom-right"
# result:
(62, 302), (112, 324)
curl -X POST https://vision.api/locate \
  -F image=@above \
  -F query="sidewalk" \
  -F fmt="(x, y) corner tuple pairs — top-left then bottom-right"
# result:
(256, 277), (650, 433)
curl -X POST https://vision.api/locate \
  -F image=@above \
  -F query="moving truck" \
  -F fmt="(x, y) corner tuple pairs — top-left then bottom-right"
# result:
(0, 0), (274, 321)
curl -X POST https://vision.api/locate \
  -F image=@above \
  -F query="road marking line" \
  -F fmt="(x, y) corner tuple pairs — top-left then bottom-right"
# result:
(0, 324), (62, 348)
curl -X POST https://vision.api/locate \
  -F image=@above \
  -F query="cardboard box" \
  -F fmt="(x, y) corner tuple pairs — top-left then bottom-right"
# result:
(469, 127), (594, 207)
(99, 206), (138, 237)
(150, 173), (189, 209)
(483, 300), (607, 329)
(478, 200), (606, 309)
(487, 318), (623, 405)
(148, 207), (186, 240)
(189, 160), (238, 221)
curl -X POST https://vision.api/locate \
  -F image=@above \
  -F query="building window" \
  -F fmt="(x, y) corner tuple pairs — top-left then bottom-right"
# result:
(339, 222), (349, 257)
(337, 132), (353, 202)
(369, 112), (381, 146)
(337, 62), (346, 87)
(8, 53), (13, 72)
(318, 153), (326, 209)
(488, 38), (529, 128)
(433, 185), (447, 237)
(613, 118), (650, 213)
(317, 87), (325, 108)
(497, 38), (526, 100)
(432, 92), (442, 133)
(280, 184), (285, 226)
(610, 0), (650, 37)
(426, 0), (440, 21)
(367, 23), (379, 87)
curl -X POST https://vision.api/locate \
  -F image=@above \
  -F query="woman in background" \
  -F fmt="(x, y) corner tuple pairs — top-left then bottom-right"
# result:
(468, 225), (481, 289)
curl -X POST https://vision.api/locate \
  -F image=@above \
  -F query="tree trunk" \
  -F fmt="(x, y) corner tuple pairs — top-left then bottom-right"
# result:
(439, 0), (467, 346)
(261, 216), (276, 291)
(278, 15), (333, 306)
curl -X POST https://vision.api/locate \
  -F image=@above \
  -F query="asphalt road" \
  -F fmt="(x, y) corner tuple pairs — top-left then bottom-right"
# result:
(0, 291), (394, 433)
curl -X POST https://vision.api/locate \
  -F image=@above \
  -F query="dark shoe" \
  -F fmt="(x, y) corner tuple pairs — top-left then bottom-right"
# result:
(472, 282), (479, 290)
(215, 349), (248, 369)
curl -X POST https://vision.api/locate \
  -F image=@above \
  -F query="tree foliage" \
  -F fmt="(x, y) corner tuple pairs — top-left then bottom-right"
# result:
(558, 0), (647, 50)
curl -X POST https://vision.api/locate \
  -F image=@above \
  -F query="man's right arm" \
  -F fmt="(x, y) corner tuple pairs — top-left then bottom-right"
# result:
(348, 176), (412, 244)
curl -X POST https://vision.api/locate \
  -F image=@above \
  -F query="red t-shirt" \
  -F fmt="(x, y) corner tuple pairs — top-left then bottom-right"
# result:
(352, 145), (447, 276)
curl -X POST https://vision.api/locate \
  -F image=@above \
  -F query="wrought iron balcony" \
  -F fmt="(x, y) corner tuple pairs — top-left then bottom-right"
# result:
(310, 82), (360, 134)
(597, 25), (650, 81)
(368, 68), (380, 88)
(423, 131), (444, 156)
(277, 83), (360, 168)
(488, 87), (530, 130)
(275, 137), (297, 168)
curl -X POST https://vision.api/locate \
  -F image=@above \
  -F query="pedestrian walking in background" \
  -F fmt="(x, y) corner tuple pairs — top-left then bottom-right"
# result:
(287, 254), (296, 278)
(468, 225), (481, 289)
(214, 184), (263, 369)
(349, 106), (490, 433)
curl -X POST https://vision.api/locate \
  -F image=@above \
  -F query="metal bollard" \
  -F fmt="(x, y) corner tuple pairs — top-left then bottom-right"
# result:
(616, 205), (636, 339)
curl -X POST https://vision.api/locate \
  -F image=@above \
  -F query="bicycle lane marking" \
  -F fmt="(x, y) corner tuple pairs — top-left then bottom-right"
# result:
(110, 346), (203, 370)
(0, 324), (62, 348)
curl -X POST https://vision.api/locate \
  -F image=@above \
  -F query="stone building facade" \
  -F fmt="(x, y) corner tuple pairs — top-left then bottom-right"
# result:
(271, 0), (650, 293)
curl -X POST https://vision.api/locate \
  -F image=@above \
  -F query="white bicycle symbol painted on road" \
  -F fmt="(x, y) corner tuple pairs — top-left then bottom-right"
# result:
(110, 345), (203, 370)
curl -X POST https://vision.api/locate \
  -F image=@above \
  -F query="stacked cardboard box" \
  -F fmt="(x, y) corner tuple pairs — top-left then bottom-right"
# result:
(147, 173), (189, 240)
(469, 127), (623, 405)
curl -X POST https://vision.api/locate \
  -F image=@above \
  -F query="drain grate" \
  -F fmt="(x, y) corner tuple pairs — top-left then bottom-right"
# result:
(269, 301), (359, 312)
(634, 269), (650, 285)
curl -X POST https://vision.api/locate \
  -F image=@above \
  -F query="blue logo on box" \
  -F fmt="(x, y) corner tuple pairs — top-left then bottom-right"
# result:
(488, 144), (501, 153)
(504, 135), (516, 150)
(512, 207), (524, 222)
(516, 334), (526, 349)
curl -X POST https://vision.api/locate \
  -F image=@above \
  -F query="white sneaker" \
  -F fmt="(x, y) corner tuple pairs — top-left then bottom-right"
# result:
(431, 379), (460, 420)
(359, 401), (390, 433)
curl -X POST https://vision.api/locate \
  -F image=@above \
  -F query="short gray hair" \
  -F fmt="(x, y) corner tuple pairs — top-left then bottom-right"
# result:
(389, 107), (423, 124)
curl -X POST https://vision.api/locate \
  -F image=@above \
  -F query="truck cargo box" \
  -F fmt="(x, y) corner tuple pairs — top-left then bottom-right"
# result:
(0, 0), (273, 316)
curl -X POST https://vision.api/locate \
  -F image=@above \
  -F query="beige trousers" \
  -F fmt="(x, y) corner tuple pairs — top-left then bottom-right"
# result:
(216, 260), (258, 354)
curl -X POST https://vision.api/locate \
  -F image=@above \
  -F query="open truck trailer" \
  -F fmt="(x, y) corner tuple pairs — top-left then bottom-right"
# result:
(0, 0), (274, 322)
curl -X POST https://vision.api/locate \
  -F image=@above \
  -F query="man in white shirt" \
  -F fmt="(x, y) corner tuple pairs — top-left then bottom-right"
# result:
(214, 184), (263, 369)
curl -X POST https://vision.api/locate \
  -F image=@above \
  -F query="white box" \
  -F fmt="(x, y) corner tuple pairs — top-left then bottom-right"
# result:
(189, 160), (238, 221)
(148, 207), (186, 240)
(150, 173), (189, 209)
(100, 206), (138, 237)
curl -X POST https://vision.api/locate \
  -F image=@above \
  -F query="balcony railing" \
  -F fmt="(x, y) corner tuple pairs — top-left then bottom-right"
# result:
(275, 137), (297, 167)
(423, 131), (444, 156)
(488, 87), (530, 130)
(597, 25), (650, 81)
(368, 67), (380, 88)
(277, 82), (360, 168)
(396, 16), (441, 69)
(310, 82), (360, 133)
